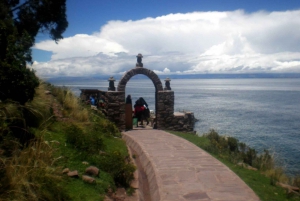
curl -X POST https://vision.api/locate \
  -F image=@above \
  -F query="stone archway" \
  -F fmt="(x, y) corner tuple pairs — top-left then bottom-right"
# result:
(117, 67), (164, 129)
(117, 68), (163, 92)
(102, 67), (194, 131)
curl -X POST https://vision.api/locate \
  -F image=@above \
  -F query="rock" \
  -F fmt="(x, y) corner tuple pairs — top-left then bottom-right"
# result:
(82, 161), (89, 165)
(62, 168), (70, 174)
(107, 188), (126, 201)
(91, 105), (97, 110)
(247, 166), (258, 171)
(85, 166), (99, 176)
(67, 170), (79, 177)
(82, 175), (96, 183)
(45, 90), (51, 95)
(237, 162), (257, 171)
(277, 182), (300, 192)
(50, 140), (60, 144)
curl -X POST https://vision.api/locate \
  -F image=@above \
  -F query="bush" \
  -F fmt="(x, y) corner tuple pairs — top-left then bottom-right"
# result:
(203, 129), (275, 170)
(91, 152), (135, 188)
(65, 123), (105, 153)
(254, 149), (274, 171)
(227, 137), (238, 152)
(89, 113), (121, 138)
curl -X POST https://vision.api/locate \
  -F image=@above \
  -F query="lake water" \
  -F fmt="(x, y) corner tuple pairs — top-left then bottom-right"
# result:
(49, 77), (300, 176)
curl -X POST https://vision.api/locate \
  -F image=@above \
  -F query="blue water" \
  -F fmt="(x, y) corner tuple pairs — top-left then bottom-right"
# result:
(49, 77), (300, 176)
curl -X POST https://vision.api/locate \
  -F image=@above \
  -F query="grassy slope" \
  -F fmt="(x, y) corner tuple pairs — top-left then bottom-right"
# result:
(45, 84), (136, 200)
(168, 131), (300, 201)
(0, 83), (134, 201)
(45, 122), (116, 200)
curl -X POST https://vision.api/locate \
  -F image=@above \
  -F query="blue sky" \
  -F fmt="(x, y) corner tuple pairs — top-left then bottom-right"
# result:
(32, 0), (300, 78)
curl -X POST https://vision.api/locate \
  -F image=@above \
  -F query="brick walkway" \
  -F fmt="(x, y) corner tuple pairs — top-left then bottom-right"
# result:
(122, 129), (260, 201)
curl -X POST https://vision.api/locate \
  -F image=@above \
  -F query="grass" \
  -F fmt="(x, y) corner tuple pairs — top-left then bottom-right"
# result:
(168, 130), (300, 201)
(0, 83), (135, 201)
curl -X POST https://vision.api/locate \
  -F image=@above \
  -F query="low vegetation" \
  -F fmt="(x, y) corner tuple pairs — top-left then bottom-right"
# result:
(0, 82), (135, 201)
(169, 130), (300, 201)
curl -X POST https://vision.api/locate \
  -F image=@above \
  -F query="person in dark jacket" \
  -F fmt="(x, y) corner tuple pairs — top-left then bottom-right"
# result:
(126, 94), (132, 104)
(138, 97), (150, 125)
(134, 99), (144, 127)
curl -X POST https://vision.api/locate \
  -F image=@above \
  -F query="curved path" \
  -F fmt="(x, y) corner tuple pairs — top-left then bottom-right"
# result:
(122, 129), (260, 201)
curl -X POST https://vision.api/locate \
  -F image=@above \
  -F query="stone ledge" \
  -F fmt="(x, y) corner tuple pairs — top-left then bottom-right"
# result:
(122, 133), (161, 201)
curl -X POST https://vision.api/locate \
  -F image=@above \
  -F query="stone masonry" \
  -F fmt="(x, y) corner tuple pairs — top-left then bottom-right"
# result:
(80, 67), (196, 132)
(103, 91), (125, 130)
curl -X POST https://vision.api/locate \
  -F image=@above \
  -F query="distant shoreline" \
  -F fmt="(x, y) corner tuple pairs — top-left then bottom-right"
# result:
(45, 73), (300, 82)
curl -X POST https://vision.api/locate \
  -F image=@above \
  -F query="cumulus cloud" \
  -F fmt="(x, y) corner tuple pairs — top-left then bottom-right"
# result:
(32, 9), (300, 77)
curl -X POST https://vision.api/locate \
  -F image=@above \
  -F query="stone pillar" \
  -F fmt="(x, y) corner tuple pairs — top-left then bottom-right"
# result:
(108, 76), (116, 91)
(157, 90), (174, 129)
(136, 53), (143, 67)
(164, 77), (171, 90)
(105, 91), (125, 130)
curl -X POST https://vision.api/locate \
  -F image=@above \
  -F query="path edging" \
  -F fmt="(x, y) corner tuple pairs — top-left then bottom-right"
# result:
(123, 132), (162, 200)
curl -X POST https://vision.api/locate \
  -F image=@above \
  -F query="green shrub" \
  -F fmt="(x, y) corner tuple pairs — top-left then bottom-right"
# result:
(203, 129), (275, 170)
(205, 129), (220, 142)
(227, 136), (238, 152)
(269, 168), (286, 186)
(89, 113), (121, 138)
(65, 123), (105, 153)
(91, 152), (135, 188)
(253, 149), (274, 171)
(244, 147), (257, 166)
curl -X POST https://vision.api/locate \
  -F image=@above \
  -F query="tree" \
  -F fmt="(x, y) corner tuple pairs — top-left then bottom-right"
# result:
(0, 0), (68, 104)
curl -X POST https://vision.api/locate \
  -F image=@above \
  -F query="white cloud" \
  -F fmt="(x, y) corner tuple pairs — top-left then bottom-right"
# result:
(34, 34), (128, 59)
(32, 9), (300, 77)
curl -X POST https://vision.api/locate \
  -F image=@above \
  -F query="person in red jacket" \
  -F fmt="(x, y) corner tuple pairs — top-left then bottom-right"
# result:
(134, 99), (145, 127)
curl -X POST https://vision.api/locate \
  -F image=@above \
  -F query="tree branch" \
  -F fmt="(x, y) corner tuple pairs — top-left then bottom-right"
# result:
(11, 0), (30, 12)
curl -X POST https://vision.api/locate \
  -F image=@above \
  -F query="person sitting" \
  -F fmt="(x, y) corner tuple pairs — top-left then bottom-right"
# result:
(90, 96), (97, 110)
(90, 96), (95, 105)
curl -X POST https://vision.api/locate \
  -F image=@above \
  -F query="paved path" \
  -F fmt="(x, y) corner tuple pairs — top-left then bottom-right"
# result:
(123, 129), (260, 201)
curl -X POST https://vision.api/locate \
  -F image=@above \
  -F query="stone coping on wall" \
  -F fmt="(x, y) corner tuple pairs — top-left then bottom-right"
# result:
(173, 112), (185, 116)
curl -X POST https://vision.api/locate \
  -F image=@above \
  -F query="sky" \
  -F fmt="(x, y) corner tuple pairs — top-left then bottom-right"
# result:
(31, 0), (300, 78)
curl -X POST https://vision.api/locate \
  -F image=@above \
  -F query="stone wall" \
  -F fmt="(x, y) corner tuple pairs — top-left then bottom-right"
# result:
(171, 112), (196, 132)
(103, 91), (125, 130)
(156, 90), (195, 132)
(156, 91), (174, 129)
